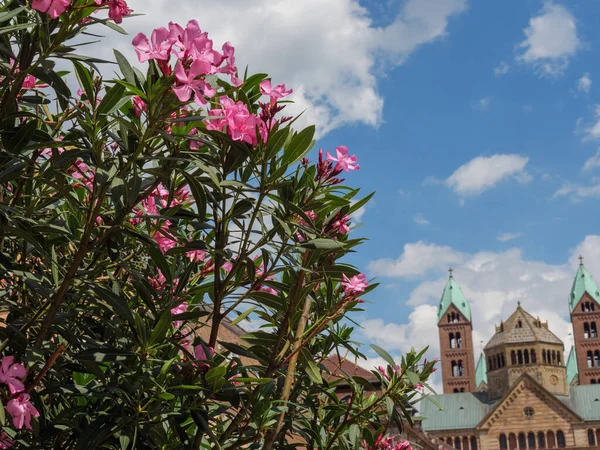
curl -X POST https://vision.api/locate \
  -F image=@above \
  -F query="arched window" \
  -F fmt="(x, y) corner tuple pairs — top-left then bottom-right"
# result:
(556, 431), (565, 448)
(596, 429), (600, 444)
(496, 354), (501, 369)
(551, 351), (556, 365)
(512, 350), (517, 365)
(455, 437), (461, 450)
(547, 431), (555, 449)
(557, 352), (562, 366)
(582, 303), (586, 312)
(594, 350), (600, 367)
(524, 349), (530, 364)
(518, 350), (523, 365)
(488, 356), (493, 370)
(591, 379), (596, 384)
(460, 387), (465, 392)
(518, 433), (526, 449)
(531, 349), (537, 364)
(592, 322), (598, 338)
(588, 429), (596, 446)
(453, 388), (459, 392)
(517, 320), (523, 328)
(450, 332), (457, 349)
(457, 332), (462, 348)
(593, 302), (596, 311)
(501, 353), (506, 367)
(588, 351), (594, 368)
(509, 434), (517, 450)
(537, 432), (545, 449)
(440, 438), (444, 443)
(585, 322), (590, 339)
(458, 360), (465, 376)
(528, 432), (536, 449)
(499, 434), (508, 450)
(462, 436), (469, 450)
(452, 360), (458, 376)
(471, 436), (478, 450)
(585, 302), (591, 312)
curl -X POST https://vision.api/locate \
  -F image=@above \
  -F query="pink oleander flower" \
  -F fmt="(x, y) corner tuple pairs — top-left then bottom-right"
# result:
(107, 0), (131, 24)
(394, 441), (412, 450)
(0, 356), (26, 394)
(173, 60), (216, 105)
(169, 20), (204, 60)
(193, 344), (214, 370)
(259, 80), (292, 104)
(6, 393), (39, 430)
(331, 214), (350, 235)
(70, 160), (95, 190)
(31, 0), (70, 18)
(415, 383), (424, 392)
(171, 302), (188, 329)
(132, 27), (172, 63)
(221, 96), (264, 146)
(187, 248), (206, 263)
(377, 366), (390, 381)
(341, 273), (368, 295)
(221, 261), (233, 272)
(132, 95), (146, 117)
(0, 432), (12, 449)
(149, 269), (166, 290)
(153, 222), (177, 253)
(326, 145), (359, 172)
(219, 42), (242, 86)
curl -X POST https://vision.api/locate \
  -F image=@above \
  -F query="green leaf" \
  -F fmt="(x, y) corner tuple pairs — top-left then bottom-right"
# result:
(370, 344), (395, 367)
(0, 6), (26, 24)
(114, 49), (135, 85)
(179, 170), (207, 222)
(98, 83), (126, 116)
(8, 119), (37, 153)
(148, 311), (172, 347)
(32, 67), (71, 110)
(282, 125), (315, 165)
(76, 348), (136, 363)
(72, 60), (94, 103)
(0, 160), (26, 182)
(298, 239), (345, 250)
(266, 127), (290, 160)
(229, 306), (257, 326)
(92, 285), (135, 327)
(240, 331), (279, 347)
(0, 401), (5, 426)
(148, 243), (172, 283)
(305, 360), (322, 384)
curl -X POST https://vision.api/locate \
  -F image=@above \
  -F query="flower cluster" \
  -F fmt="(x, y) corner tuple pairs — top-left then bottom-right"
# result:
(0, 356), (40, 432)
(31, 0), (132, 22)
(309, 146), (360, 186)
(361, 435), (413, 450)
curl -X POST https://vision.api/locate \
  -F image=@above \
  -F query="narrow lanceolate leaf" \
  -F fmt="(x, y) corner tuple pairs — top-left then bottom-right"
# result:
(370, 344), (395, 367)
(114, 49), (136, 85)
(298, 238), (345, 250)
(282, 125), (315, 165)
(148, 311), (172, 347)
(72, 60), (94, 103)
(229, 306), (257, 327)
(7, 119), (37, 154)
(97, 83), (126, 116)
(92, 285), (135, 327)
(76, 348), (136, 363)
(305, 360), (323, 384)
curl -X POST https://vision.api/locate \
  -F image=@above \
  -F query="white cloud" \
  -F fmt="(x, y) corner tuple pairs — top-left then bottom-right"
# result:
(368, 241), (466, 279)
(580, 106), (600, 141)
(444, 154), (531, 197)
(578, 73), (592, 93)
(553, 181), (600, 201)
(517, 3), (580, 77)
(414, 214), (430, 226)
(350, 200), (367, 223)
(473, 97), (492, 111)
(497, 232), (522, 242)
(494, 61), (510, 77)
(361, 237), (600, 391)
(583, 150), (600, 171)
(99, 0), (466, 137)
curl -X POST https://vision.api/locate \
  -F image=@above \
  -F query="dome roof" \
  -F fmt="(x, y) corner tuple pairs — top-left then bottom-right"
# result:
(484, 304), (562, 350)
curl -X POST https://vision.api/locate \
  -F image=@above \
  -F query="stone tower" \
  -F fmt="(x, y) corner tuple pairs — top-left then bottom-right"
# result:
(569, 257), (600, 385)
(437, 271), (476, 394)
(484, 304), (567, 400)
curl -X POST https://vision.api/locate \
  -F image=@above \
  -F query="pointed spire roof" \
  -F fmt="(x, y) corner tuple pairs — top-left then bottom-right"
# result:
(475, 353), (488, 388)
(566, 346), (578, 385)
(437, 271), (471, 322)
(569, 258), (600, 312)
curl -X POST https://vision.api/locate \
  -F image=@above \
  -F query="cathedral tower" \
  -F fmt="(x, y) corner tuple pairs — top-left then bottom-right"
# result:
(437, 270), (476, 394)
(569, 257), (600, 385)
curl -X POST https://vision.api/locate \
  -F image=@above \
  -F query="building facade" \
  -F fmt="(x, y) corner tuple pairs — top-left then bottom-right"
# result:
(419, 261), (600, 450)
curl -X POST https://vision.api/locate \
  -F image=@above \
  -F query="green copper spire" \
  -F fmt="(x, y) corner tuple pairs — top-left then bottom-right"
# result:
(568, 257), (600, 312)
(566, 346), (578, 385)
(475, 353), (488, 388)
(437, 270), (471, 322)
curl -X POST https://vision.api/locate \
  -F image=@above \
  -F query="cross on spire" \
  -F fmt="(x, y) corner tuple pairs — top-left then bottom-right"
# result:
(579, 255), (584, 266)
(448, 267), (454, 279)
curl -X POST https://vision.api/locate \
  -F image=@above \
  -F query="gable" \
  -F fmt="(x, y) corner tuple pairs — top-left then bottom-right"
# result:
(438, 303), (471, 326)
(571, 291), (600, 316)
(478, 375), (582, 431)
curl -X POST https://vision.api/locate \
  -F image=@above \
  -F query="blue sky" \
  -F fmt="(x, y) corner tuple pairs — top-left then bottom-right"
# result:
(110, 0), (600, 388)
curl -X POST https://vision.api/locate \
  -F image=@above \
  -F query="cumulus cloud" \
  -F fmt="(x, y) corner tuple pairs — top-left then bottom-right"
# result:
(553, 181), (600, 201)
(497, 232), (522, 242)
(517, 3), (581, 77)
(578, 73), (592, 93)
(580, 106), (600, 141)
(361, 236), (600, 393)
(368, 241), (466, 278)
(473, 97), (492, 111)
(444, 154), (531, 197)
(583, 150), (600, 171)
(98, 0), (466, 137)
(413, 214), (430, 226)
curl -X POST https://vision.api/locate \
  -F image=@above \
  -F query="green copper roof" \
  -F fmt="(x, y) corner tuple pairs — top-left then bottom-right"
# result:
(569, 263), (600, 312)
(566, 385), (600, 421)
(475, 353), (488, 388)
(419, 392), (489, 431)
(566, 347), (578, 385)
(438, 276), (471, 322)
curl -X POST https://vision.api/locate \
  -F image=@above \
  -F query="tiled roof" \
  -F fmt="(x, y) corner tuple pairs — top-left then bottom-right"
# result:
(569, 263), (600, 312)
(484, 305), (562, 349)
(419, 392), (489, 431)
(321, 355), (378, 383)
(437, 276), (471, 322)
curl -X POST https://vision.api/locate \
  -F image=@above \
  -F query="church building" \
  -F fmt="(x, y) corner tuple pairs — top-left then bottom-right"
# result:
(419, 260), (600, 449)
